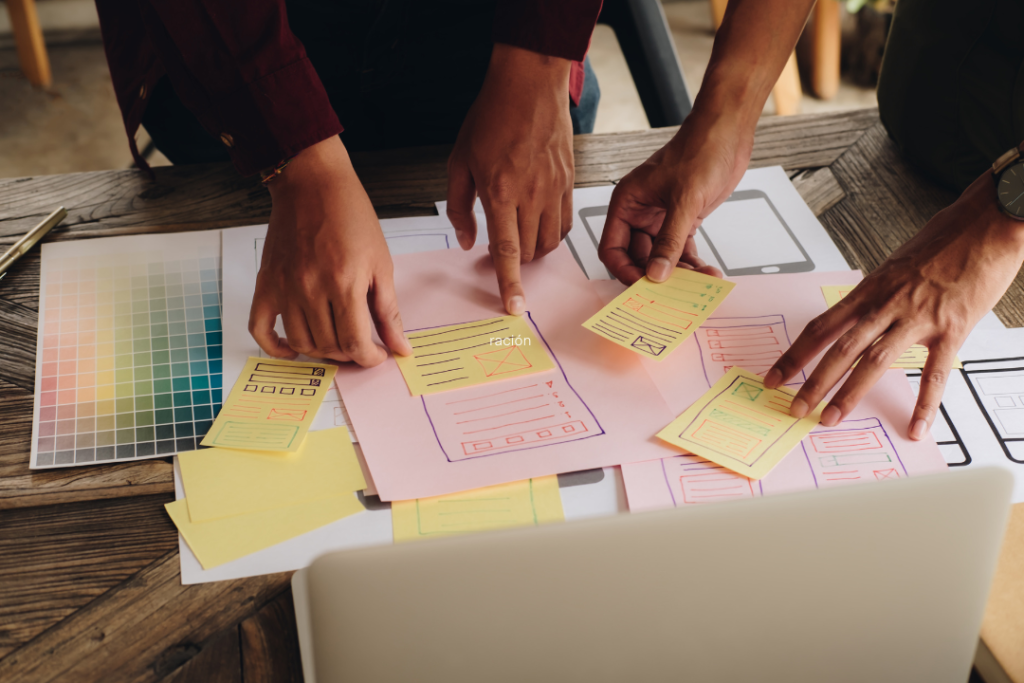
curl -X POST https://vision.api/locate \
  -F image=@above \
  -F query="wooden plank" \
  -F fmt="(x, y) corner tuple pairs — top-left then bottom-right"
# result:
(791, 167), (846, 218)
(0, 552), (291, 683)
(0, 110), (878, 243)
(239, 590), (304, 683)
(821, 121), (1024, 327)
(0, 494), (177, 658)
(0, 297), (38, 391)
(160, 626), (241, 683)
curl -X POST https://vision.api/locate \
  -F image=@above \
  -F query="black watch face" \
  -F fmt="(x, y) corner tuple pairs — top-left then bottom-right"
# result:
(998, 161), (1024, 218)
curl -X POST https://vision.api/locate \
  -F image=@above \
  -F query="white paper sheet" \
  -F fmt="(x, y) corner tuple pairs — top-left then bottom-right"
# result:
(435, 166), (851, 280)
(905, 327), (1024, 503)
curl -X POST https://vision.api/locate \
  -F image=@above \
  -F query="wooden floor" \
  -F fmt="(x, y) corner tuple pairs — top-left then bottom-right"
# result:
(1, 108), (1022, 682)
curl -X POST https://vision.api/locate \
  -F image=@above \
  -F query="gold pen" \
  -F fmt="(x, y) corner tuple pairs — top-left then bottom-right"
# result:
(0, 207), (67, 281)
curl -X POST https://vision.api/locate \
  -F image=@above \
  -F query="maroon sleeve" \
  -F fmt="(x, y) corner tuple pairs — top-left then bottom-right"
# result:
(492, 0), (603, 62)
(134, 0), (342, 176)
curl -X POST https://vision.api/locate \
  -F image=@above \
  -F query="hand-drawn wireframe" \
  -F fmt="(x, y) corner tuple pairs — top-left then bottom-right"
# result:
(647, 416), (908, 508)
(961, 357), (1024, 464)
(799, 417), (907, 487)
(693, 315), (805, 387)
(905, 370), (970, 466)
(583, 269), (733, 360)
(421, 313), (604, 462)
(659, 455), (763, 506)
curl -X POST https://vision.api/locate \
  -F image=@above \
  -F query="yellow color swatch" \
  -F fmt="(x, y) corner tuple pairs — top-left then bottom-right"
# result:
(583, 269), (734, 360)
(395, 315), (555, 396)
(201, 357), (337, 452)
(657, 367), (823, 480)
(820, 286), (961, 369)
(166, 493), (365, 569)
(179, 426), (366, 523)
(391, 476), (564, 542)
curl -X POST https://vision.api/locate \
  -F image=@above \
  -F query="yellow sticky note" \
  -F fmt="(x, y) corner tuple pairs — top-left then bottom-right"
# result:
(583, 269), (734, 360)
(202, 357), (337, 452)
(657, 367), (823, 480)
(820, 286), (961, 369)
(391, 476), (564, 542)
(395, 315), (555, 396)
(180, 427), (366, 523)
(166, 493), (365, 569)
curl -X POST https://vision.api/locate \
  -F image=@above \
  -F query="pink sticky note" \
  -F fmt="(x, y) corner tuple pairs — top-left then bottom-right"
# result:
(335, 244), (677, 501)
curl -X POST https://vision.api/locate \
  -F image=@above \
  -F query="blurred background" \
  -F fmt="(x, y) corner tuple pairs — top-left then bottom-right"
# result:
(0, 0), (891, 179)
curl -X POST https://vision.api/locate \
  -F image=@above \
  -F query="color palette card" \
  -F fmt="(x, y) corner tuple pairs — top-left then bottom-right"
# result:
(395, 315), (555, 396)
(583, 269), (734, 360)
(821, 285), (962, 369)
(32, 232), (224, 469)
(391, 475), (563, 542)
(657, 367), (824, 480)
(201, 356), (337, 452)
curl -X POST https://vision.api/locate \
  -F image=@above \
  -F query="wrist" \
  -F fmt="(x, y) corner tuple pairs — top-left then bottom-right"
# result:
(268, 136), (353, 199)
(964, 170), (1024, 252)
(486, 43), (571, 97)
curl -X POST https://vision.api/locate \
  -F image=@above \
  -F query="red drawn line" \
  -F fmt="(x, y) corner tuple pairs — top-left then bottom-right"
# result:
(686, 484), (748, 492)
(707, 337), (780, 350)
(822, 470), (858, 474)
(825, 476), (861, 481)
(452, 394), (546, 415)
(237, 397), (311, 406)
(455, 404), (551, 424)
(635, 295), (700, 317)
(444, 384), (539, 406)
(462, 415), (557, 435)
(721, 400), (779, 426)
(632, 305), (696, 327)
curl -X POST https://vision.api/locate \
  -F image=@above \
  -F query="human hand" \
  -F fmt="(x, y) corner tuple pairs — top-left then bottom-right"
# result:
(446, 43), (574, 315)
(599, 107), (755, 284)
(763, 171), (1024, 439)
(249, 136), (411, 367)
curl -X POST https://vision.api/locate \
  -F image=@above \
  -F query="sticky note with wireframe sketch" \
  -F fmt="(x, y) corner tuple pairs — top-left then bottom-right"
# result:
(820, 285), (962, 369)
(201, 356), (337, 452)
(394, 315), (555, 396)
(657, 367), (824, 480)
(583, 269), (735, 360)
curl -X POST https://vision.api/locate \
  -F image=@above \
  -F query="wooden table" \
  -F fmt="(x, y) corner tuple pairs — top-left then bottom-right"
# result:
(2, 108), (1023, 682)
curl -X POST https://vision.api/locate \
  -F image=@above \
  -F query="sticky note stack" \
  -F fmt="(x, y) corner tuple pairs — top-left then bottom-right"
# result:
(168, 426), (367, 569)
(165, 357), (369, 570)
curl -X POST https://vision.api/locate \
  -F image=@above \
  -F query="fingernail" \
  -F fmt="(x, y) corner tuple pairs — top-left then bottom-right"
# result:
(763, 368), (782, 388)
(647, 258), (672, 282)
(790, 397), (809, 419)
(909, 418), (927, 441)
(455, 231), (472, 250)
(507, 295), (525, 316)
(821, 405), (841, 427)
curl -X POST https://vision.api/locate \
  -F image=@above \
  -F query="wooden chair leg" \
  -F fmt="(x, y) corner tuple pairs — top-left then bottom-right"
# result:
(772, 51), (802, 116)
(5, 0), (52, 88)
(708, 0), (728, 29)
(809, 0), (841, 100)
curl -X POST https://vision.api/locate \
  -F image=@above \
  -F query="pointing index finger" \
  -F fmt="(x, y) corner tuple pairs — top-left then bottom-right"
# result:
(482, 199), (526, 315)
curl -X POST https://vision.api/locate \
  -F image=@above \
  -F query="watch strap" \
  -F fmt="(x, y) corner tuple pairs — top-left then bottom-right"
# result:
(992, 141), (1024, 175)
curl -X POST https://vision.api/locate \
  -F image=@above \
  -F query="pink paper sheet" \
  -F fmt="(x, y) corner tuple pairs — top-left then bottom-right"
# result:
(621, 371), (949, 511)
(335, 244), (676, 501)
(587, 272), (949, 512)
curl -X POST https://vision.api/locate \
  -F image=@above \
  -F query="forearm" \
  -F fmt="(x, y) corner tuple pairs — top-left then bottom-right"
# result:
(692, 0), (816, 131)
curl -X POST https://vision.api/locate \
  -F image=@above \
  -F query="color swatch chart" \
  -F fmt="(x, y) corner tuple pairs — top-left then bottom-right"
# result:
(32, 232), (223, 468)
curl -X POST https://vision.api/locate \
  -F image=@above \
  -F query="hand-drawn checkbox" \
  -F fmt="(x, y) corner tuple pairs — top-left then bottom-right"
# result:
(280, 387), (295, 395)
(301, 388), (315, 396)
(244, 384), (257, 392)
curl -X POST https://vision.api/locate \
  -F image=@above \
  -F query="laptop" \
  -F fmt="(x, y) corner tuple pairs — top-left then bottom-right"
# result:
(293, 468), (1012, 683)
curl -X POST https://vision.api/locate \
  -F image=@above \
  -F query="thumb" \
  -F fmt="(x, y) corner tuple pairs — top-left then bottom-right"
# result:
(646, 196), (702, 282)
(446, 157), (478, 250)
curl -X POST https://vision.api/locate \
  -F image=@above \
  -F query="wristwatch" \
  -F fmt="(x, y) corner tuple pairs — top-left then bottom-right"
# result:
(992, 142), (1024, 220)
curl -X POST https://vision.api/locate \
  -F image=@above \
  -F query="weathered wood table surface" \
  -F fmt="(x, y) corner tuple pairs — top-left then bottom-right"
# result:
(1, 108), (1022, 682)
